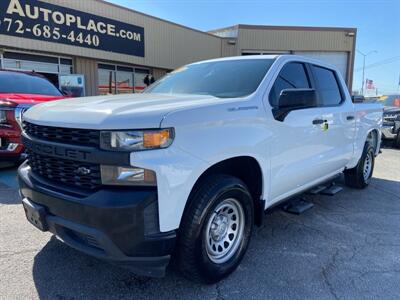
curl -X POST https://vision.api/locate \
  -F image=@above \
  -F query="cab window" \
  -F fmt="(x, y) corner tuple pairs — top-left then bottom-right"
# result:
(311, 65), (343, 106)
(269, 62), (310, 107)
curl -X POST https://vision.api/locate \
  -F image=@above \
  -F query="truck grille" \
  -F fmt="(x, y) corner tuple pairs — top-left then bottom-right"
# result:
(23, 122), (100, 148)
(27, 151), (102, 190)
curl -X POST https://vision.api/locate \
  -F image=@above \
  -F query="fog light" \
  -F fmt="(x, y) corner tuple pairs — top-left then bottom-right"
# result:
(101, 165), (156, 186)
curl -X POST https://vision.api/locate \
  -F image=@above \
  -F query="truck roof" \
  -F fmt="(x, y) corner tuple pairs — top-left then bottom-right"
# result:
(188, 55), (340, 75)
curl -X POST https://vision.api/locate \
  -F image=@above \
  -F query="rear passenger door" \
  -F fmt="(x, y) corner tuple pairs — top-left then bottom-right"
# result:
(309, 64), (355, 175)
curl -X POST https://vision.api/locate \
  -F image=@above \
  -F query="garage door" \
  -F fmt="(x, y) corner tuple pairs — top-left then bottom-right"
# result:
(294, 51), (348, 80)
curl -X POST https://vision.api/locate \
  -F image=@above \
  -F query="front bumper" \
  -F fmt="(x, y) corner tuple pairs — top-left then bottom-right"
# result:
(381, 125), (398, 140)
(18, 162), (176, 277)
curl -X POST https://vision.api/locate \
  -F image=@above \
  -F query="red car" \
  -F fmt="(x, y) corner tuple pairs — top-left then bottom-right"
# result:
(0, 70), (67, 163)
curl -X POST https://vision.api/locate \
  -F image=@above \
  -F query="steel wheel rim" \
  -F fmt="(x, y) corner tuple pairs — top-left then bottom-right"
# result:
(363, 152), (373, 181)
(205, 198), (245, 264)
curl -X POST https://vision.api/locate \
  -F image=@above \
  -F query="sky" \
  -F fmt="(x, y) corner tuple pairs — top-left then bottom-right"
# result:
(106, 0), (400, 94)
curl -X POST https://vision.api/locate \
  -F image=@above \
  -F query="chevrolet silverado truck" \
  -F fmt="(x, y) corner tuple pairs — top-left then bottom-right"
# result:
(18, 55), (382, 283)
(0, 70), (66, 164)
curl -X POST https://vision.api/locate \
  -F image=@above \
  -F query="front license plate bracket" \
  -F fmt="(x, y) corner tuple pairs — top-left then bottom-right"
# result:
(22, 198), (49, 232)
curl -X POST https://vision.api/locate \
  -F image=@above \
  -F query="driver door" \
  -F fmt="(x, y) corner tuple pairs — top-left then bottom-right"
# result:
(267, 62), (328, 203)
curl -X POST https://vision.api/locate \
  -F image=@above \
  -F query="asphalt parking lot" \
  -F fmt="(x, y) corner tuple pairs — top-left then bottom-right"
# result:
(0, 147), (399, 300)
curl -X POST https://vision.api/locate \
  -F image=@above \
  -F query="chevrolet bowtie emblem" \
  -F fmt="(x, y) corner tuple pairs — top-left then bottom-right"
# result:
(76, 167), (91, 176)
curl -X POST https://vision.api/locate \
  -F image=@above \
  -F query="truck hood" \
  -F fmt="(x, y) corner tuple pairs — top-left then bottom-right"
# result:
(24, 93), (223, 129)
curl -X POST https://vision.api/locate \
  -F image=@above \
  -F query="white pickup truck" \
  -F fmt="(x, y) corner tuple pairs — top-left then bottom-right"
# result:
(18, 55), (382, 283)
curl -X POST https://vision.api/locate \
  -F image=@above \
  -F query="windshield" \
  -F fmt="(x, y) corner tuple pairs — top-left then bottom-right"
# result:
(0, 72), (62, 96)
(145, 59), (275, 98)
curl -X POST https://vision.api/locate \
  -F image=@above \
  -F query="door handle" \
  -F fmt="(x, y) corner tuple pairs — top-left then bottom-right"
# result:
(346, 115), (355, 121)
(312, 119), (326, 125)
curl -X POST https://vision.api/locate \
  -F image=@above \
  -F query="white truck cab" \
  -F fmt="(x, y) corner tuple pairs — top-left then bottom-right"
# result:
(18, 55), (382, 283)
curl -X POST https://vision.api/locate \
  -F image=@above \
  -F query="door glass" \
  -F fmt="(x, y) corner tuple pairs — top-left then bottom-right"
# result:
(311, 66), (342, 106)
(269, 62), (310, 107)
(116, 71), (134, 94)
(98, 64), (116, 95)
(59, 64), (73, 74)
(135, 69), (149, 93)
(3, 59), (59, 73)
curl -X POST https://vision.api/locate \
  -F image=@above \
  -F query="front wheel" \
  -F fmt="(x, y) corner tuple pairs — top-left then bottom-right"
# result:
(344, 142), (375, 189)
(176, 175), (254, 283)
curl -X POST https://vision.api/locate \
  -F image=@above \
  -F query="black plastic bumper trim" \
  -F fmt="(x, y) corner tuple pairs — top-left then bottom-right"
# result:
(18, 164), (176, 277)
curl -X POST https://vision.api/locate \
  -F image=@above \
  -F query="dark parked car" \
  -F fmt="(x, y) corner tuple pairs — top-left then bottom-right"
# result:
(367, 95), (400, 147)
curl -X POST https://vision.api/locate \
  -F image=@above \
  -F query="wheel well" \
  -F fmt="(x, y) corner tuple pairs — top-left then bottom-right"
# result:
(187, 156), (264, 226)
(367, 129), (379, 153)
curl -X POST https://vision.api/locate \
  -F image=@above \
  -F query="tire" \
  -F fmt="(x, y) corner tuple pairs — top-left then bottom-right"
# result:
(344, 142), (375, 189)
(394, 131), (400, 148)
(176, 174), (254, 283)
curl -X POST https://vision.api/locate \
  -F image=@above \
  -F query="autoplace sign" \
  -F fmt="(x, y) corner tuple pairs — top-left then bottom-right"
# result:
(0, 0), (145, 57)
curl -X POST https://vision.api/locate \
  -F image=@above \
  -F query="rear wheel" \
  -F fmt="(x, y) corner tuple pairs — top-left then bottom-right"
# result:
(176, 175), (254, 283)
(394, 131), (400, 148)
(344, 142), (375, 189)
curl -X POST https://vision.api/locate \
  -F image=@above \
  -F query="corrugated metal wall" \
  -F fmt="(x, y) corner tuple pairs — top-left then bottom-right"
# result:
(224, 25), (356, 89)
(74, 57), (98, 96)
(152, 68), (168, 80)
(237, 28), (354, 52)
(221, 39), (238, 57)
(0, 1), (356, 93)
(0, 0), (222, 70)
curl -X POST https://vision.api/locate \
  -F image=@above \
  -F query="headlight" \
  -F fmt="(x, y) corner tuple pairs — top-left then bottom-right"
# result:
(101, 165), (156, 186)
(0, 110), (6, 124)
(0, 99), (17, 125)
(100, 128), (174, 151)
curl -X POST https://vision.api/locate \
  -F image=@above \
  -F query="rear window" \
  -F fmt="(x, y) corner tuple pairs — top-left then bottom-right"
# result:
(311, 66), (342, 106)
(0, 72), (62, 96)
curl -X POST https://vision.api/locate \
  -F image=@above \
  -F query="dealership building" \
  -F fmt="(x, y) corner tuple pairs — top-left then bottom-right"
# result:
(0, 0), (357, 96)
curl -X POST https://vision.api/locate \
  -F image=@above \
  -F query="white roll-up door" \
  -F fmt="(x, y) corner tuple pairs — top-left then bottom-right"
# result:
(294, 51), (348, 80)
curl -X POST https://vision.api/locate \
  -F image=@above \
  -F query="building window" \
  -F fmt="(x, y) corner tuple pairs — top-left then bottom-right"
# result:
(135, 68), (150, 93)
(0, 51), (73, 87)
(98, 64), (116, 95)
(98, 63), (150, 95)
(117, 66), (134, 94)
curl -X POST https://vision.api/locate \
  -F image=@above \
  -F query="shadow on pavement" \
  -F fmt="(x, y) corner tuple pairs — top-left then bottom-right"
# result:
(0, 165), (20, 205)
(0, 189), (20, 205)
(31, 176), (400, 300)
(32, 237), (206, 299)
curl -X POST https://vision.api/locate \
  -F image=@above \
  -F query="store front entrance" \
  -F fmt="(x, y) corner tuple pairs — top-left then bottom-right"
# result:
(98, 63), (150, 95)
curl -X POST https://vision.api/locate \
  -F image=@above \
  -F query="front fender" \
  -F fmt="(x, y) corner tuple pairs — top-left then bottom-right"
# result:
(148, 104), (271, 231)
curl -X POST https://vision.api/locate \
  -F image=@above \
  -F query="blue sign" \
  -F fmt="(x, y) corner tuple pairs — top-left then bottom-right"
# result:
(0, 0), (145, 57)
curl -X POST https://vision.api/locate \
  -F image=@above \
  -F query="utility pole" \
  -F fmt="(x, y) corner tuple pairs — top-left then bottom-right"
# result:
(357, 50), (377, 95)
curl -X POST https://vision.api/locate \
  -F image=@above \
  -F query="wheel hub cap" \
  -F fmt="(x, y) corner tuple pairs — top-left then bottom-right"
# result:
(363, 152), (372, 181)
(211, 215), (229, 241)
(205, 198), (245, 264)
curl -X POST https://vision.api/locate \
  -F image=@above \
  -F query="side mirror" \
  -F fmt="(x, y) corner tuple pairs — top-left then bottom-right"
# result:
(352, 95), (365, 103)
(273, 89), (317, 121)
